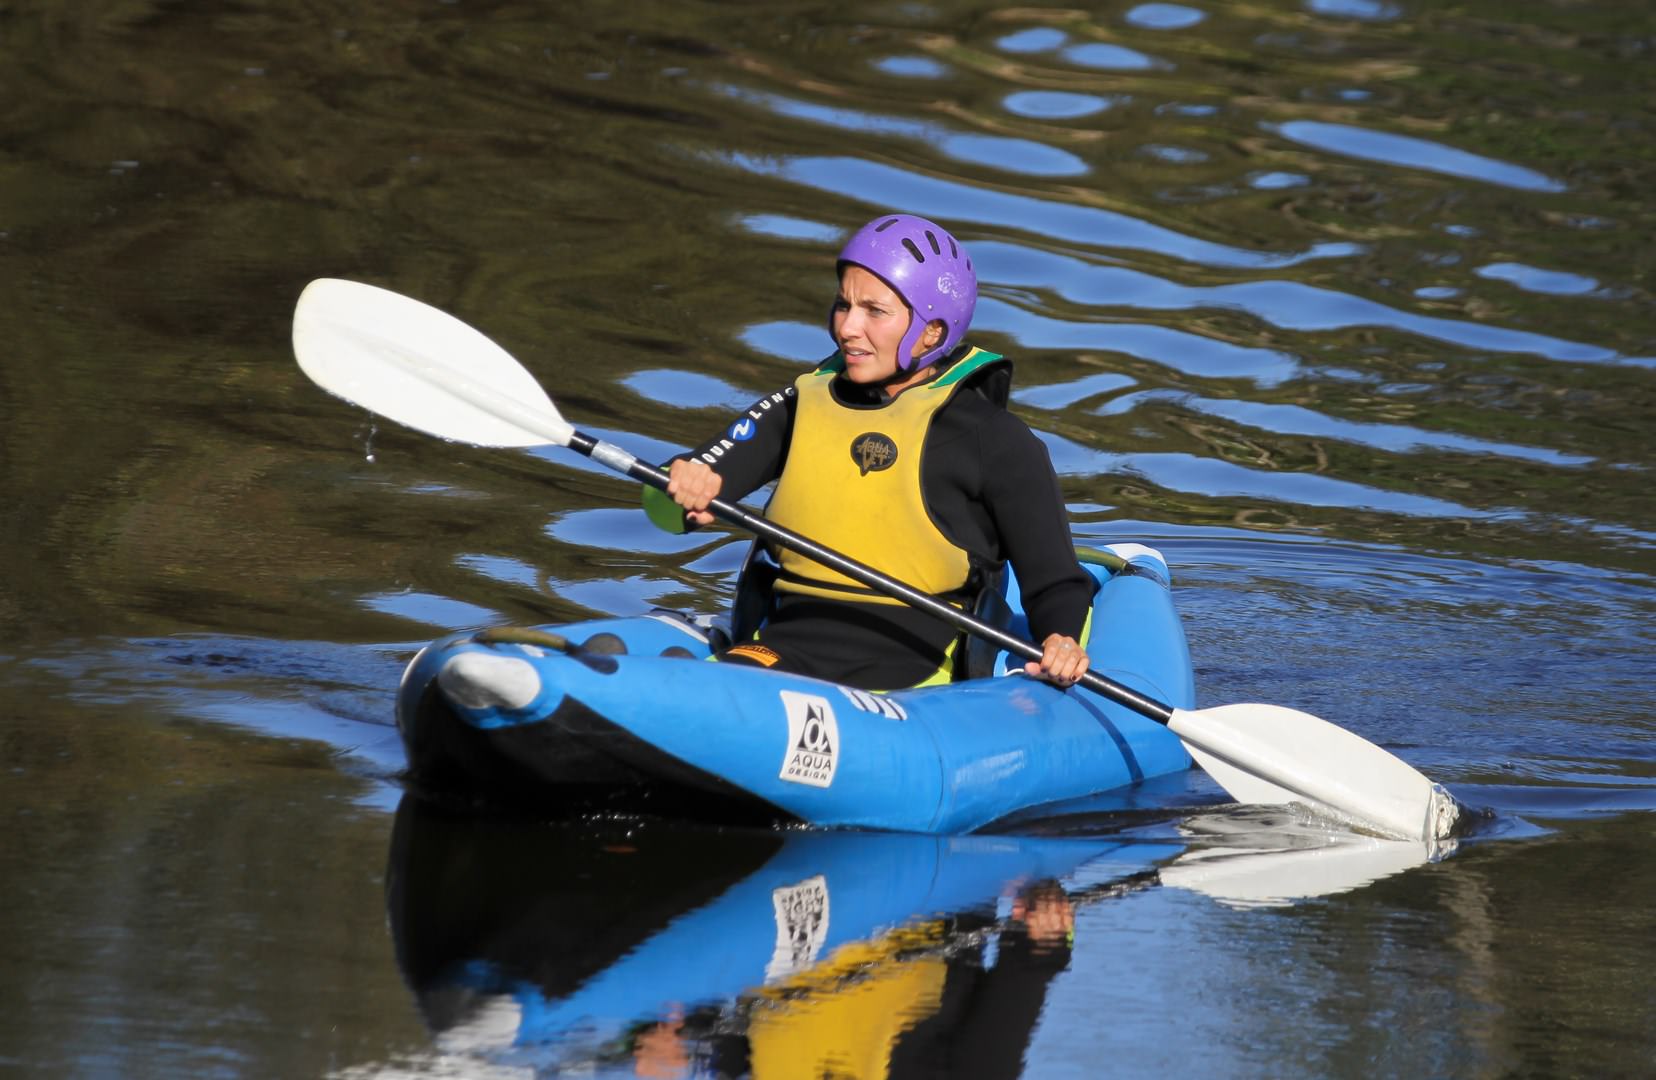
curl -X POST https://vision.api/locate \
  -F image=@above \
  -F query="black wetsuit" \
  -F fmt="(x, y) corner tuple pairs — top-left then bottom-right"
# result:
(668, 350), (1092, 690)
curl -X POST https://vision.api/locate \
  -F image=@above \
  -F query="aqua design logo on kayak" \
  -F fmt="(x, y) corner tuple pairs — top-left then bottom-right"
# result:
(765, 875), (830, 982)
(779, 690), (839, 788)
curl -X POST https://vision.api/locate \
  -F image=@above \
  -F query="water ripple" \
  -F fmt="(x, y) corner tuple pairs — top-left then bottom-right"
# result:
(1126, 4), (1209, 31)
(735, 213), (842, 243)
(976, 297), (1302, 386)
(1248, 171), (1310, 190)
(361, 590), (496, 630)
(1037, 433), (1501, 519)
(1270, 120), (1567, 193)
(1002, 91), (1122, 120)
(545, 507), (714, 555)
(733, 307), (1297, 389)
(728, 154), (1362, 270)
(1305, 0), (1402, 21)
(620, 370), (755, 411)
(973, 242), (1640, 367)
(456, 554), (540, 590)
(1061, 43), (1170, 71)
(996, 28), (1070, 54)
(873, 56), (949, 79)
(1013, 372), (1139, 410)
(712, 83), (1089, 178)
(1475, 263), (1602, 297)
(739, 320), (830, 363)
(1076, 390), (1594, 466)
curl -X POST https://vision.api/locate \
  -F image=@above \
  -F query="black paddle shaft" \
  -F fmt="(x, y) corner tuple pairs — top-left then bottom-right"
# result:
(567, 430), (1177, 724)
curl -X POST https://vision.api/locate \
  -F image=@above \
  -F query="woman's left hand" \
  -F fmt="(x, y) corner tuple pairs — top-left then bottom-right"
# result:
(1026, 633), (1089, 687)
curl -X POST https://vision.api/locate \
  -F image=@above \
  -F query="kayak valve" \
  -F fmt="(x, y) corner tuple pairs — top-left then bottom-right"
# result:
(438, 651), (543, 712)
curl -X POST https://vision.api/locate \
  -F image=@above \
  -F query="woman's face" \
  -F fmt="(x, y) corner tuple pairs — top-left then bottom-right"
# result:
(832, 265), (938, 384)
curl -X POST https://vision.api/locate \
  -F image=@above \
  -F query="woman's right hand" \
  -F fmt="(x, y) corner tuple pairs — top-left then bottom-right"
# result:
(666, 458), (722, 527)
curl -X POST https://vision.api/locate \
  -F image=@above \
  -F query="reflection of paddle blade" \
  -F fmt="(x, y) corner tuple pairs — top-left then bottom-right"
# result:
(1159, 835), (1445, 907)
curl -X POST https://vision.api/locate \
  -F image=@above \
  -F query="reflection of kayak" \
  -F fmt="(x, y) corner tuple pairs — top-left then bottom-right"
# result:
(385, 795), (1173, 1069)
(396, 544), (1195, 832)
(386, 802), (1445, 1074)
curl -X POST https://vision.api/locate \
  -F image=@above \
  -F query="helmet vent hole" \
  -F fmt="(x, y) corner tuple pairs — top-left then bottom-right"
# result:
(925, 230), (941, 255)
(948, 237), (958, 257)
(902, 238), (926, 264)
(875, 218), (899, 233)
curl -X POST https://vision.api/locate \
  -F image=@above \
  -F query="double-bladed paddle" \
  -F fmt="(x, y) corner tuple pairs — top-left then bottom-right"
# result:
(291, 278), (1463, 842)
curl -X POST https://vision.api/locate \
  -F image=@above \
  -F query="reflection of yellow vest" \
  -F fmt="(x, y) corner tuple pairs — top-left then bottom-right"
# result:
(747, 924), (950, 1080)
(767, 348), (1005, 604)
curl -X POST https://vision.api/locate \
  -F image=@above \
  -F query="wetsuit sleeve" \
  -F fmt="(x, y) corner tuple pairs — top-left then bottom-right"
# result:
(641, 385), (797, 533)
(978, 412), (1093, 642)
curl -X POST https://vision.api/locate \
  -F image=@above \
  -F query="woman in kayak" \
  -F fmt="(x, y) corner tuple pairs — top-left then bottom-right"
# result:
(648, 213), (1092, 691)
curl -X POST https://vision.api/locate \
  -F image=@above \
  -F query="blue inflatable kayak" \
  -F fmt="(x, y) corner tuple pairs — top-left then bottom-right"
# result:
(395, 543), (1195, 832)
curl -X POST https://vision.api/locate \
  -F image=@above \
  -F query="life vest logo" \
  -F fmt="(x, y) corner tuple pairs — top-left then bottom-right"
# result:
(850, 432), (897, 476)
(779, 690), (839, 788)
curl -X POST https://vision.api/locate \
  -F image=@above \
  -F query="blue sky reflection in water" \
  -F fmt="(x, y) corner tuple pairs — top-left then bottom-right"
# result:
(0, 0), (1653, 1075)
(727, 153), (1366, 269)
(713, 83), (1092, 177)
(1271, 120), (1568, 193)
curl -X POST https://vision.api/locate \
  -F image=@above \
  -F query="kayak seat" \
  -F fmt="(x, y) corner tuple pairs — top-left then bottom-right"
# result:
(954, 565), (1013, 682)
(729, 543), (1023, 684)
(729, 540), (781, 646)
(644, 607), (734, 654)
(957, 552), (1116, 681)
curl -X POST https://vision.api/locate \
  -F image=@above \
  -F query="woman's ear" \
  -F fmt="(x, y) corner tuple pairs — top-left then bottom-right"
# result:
(921, 320), (945, 348)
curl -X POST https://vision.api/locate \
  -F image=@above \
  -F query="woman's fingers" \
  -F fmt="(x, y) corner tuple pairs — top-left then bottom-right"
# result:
(1024, 633), (1089, 687)
(666, 459), (722, 528)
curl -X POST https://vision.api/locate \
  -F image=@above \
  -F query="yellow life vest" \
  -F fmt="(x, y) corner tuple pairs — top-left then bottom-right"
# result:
(765, 348), (1006, 605)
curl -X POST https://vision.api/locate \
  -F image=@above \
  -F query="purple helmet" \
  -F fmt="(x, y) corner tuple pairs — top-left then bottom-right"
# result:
(834, 213), (977, 373)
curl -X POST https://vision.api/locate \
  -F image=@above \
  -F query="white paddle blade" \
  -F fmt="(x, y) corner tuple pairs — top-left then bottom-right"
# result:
(1169, 703), (1461, 842)
(292, 278), (573, 448)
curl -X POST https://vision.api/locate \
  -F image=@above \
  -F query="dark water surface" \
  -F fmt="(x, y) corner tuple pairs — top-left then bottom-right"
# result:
(2, 1), (1652, 1076)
